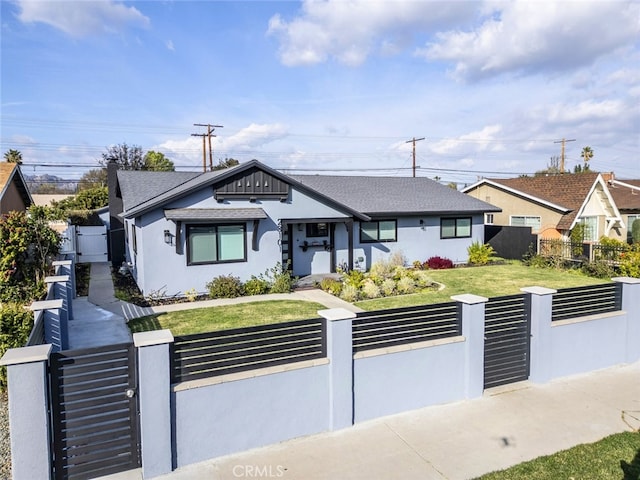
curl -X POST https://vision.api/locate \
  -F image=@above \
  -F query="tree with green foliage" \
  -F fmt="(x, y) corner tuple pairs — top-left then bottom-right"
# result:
(54, 186), (108, 211)
(212, 157), (239, 171)
(77, 168), (108, 191)
(99, 143), (145, 170)
(535, 156), (561, 176)
(632, 218), (640, 244)
(0, 302), (34, 389)
(143, 150), (175, 171)
(3, 149), (23, 164)
(0, 207), (60, 303)
(581, 146), (594, 164)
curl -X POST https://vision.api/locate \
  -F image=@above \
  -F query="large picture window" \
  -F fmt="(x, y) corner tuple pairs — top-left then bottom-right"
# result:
(187, 224), (246, 265)
(441, 217), (472, 239)
(360, 220), (397, 243)
(510, 215), (541, 230)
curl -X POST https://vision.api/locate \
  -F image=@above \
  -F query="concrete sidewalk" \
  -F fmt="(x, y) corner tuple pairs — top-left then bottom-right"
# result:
(148, 362), (640, 480)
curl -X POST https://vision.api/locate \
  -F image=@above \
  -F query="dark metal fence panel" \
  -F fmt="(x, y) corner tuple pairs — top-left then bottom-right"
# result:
(171, 317), (326, 383)
(352, 302), (460, 353)
(552, 283), (622, 321)
(50, 343), (140, 480)
(484, 294), (530, 389)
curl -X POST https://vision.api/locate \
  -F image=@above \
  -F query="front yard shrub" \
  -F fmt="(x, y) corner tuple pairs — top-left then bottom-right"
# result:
(425, 256), (454, 270)
(244, 276), (271, 296)
(340, 284), (360, 302)
(467, 241), (497, 265)
(361, 279), (381, 299)
(1, 303), (34, 390)
(320, 277), (342, 296)
(632, 218), (640, 244)
(343, 269), (365, 289)
(618, 246), (640, 278)
(267, 263), (297, 293)
(581, 260), (615, 279)
(396, 276), (417, 294)
(380, 278), (396, 296)
(206, 275), (244, 298)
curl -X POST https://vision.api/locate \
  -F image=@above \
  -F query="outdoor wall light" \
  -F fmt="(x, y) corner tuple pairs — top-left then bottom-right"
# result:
(164, 229), (172, 244)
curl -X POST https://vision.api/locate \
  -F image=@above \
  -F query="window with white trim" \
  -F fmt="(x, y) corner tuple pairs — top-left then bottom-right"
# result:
(485, 213), (494, 224)
(187, 224), (246, 265)
(510, 215), (541, 230)
(579, 216), (598, 242)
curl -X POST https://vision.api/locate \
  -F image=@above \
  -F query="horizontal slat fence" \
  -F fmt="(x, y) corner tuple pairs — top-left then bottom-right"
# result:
(171, 317), (326, 383)
(352, 302), (460, 353)
(552, 283), (622, 321)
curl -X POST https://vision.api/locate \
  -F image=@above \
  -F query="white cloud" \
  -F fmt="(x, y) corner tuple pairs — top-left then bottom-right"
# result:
(267, 0), (475, 66)
(418, 1), (640, 81)
(166, 39), (175, 52)
(430, 124), (503, 155)
(221, 123), (289, 151)
(15, 0), (150, 37)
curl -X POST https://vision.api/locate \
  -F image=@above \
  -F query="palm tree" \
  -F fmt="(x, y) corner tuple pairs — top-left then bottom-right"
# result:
(580, 146), (594, 165)
(3, 149), (23, 164)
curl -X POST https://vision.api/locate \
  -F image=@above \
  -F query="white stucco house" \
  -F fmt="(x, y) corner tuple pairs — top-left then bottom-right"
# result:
(109, 159), (500, 296)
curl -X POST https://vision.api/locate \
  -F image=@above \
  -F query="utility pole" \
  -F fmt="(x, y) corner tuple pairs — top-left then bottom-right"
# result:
(192, 123), (223, 172)
(405, 137), (425, 177)
(553, 138), (575, 173)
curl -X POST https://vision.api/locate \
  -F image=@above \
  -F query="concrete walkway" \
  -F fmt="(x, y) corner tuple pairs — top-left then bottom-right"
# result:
(105, 361), (640, 480)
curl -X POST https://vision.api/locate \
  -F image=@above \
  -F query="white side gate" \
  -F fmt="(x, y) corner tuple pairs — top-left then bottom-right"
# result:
(76, 225), (108, 263)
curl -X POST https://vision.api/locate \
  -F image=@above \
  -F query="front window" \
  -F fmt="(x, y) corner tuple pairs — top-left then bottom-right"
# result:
(510, 215), (541, 230)
(306, 222), (328, 237)
(579, 216), (598, 242)
(360, 220), (397, 243)
(485, 213), (494, 225)
(187, 224), (246, 265)
(441, 217), (472, 239)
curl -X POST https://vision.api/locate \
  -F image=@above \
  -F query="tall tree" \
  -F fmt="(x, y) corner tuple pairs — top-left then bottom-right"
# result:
(3, 149), (23, 164)
(143, 151), (175, 171)
(99, 143), (144, 170)
(580, 146), (594, 165)
(77, 168), (108, 191)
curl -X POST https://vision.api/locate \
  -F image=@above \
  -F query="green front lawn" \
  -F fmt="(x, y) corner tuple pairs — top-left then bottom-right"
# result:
(355, 262), (608, 310)
(128, 300), (327, 336)
(476, 431), (640, 480)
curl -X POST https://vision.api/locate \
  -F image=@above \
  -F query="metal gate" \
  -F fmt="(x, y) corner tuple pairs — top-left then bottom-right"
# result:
(76, 225), (108, 263)
(484, 294), (530, 389)
(50, 343), (141, 480)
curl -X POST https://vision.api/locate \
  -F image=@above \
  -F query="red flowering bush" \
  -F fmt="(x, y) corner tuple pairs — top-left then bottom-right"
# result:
(425, 256), (454, 270)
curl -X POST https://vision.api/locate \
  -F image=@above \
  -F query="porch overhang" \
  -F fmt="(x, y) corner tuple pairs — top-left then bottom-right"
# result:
(164, 208), (267, 221)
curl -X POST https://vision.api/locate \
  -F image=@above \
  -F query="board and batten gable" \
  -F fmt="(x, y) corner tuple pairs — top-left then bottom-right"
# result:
(125, 183), (351, 296)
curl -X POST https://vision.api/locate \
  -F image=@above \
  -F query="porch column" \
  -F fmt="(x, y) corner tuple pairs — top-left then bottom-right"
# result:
(0, 345), (53, 480)
(346, 219), (354, 271)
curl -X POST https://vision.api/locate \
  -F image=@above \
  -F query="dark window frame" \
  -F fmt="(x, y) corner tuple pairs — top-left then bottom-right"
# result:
(440, 217), (472, 239)
(306, 222), (329, 238)
(186, 223), (247, 266)
(359, 220), (398, 243)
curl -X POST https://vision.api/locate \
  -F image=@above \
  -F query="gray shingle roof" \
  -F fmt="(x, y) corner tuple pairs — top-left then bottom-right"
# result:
(290, 175), (500, 216)
(118, 170), (200, 210)
(164, 208), (267, 221)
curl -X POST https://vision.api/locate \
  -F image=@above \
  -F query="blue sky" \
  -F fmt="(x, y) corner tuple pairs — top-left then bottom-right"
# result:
(1, 0), (638, 184)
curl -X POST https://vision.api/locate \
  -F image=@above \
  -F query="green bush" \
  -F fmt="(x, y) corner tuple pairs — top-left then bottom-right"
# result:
(619, 246), (640, 278)
(244, 276), (271, 295)
(361, 279), (381, 299)
(206, 275), (244, 298)
(320, 277), (342, 296)
(266, 262), (297, 293)
(467, 241), (497, 265)
(581, 260), (615, 279)
(340, 284), (360, 302)
(343, 269), (365, 289)
(396, 276), (417, 294)
(632, 219), (640, 244)
(1, 303), (34, 390)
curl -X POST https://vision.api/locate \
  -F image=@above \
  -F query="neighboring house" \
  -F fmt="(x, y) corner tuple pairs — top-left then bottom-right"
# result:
(607, 178), (640, 243)
(110, 160), (499, 296)
(31, 194), (73, 206)
(462, 172), (624, 242)
(0, 162), (33, 214)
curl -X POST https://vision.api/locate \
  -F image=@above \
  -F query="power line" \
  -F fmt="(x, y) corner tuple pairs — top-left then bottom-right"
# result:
(192, 123), (223, 172)
(405, 137), (425, 178)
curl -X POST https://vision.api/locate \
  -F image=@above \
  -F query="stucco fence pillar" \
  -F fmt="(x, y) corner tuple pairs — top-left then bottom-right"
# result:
(133, 330), (174, 479)
(0, 344), (53, 480)
(613, 277), (640, 363)
(319, 307), (357, 430)
(522, 286), (556, 384)
(451, 294), (487, 398)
